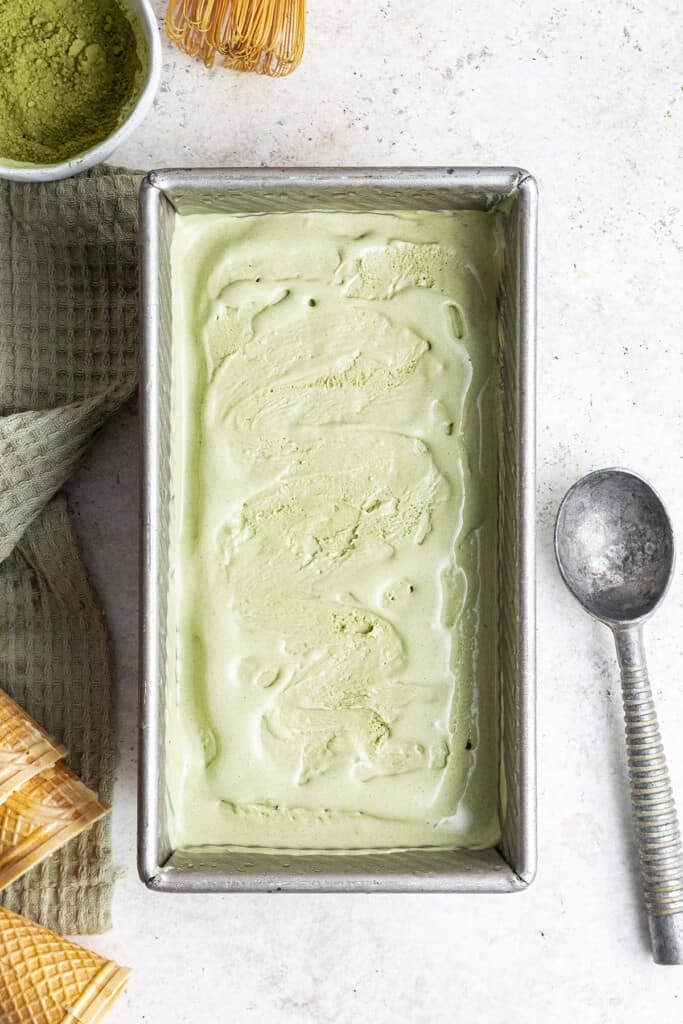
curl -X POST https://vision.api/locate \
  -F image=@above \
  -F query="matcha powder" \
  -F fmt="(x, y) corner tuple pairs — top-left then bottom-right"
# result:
(0, 0), (143, 165)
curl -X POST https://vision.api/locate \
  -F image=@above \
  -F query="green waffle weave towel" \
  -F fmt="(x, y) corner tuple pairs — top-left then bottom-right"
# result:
(0, 167), (142, 934)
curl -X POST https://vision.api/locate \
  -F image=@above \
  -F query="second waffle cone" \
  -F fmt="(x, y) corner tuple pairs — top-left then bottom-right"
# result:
(0, 690), (66, 806)
(0, 762), (110, 892)
(0, 905), (131, 1024)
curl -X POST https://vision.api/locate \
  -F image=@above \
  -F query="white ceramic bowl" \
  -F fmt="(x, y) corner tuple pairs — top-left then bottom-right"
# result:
(0, 0), (161, 182)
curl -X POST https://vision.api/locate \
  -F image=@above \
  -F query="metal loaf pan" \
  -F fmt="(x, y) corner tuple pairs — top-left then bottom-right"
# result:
(139, 167), (537, 893)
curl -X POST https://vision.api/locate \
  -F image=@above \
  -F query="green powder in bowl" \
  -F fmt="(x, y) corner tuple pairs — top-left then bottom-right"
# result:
(0, 0), (145, 166)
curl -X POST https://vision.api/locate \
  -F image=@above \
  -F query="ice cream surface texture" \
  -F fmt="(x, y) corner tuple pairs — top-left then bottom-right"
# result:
(168, 209), (502, 850)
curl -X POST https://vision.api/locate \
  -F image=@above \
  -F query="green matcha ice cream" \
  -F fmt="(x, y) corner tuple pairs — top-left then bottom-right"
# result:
(167, 209), (502, 851)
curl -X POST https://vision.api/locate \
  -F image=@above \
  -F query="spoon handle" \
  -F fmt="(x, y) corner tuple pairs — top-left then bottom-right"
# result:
(614, 625), (683, 964)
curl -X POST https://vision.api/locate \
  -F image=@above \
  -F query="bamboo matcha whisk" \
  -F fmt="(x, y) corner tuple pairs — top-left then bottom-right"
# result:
(167, 0), (305, 76)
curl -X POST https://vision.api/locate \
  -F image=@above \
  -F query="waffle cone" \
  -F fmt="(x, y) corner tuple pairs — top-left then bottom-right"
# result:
(0, 906), (131, 1023)
(0, 690), (67, 806)
(0, 762), (110, 892)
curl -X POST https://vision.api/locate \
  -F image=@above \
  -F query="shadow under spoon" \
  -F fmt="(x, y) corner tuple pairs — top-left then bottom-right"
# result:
(555, 467), (683, 965)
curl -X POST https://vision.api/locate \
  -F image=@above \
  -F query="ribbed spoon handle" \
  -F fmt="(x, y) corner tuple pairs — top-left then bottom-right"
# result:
(614, 625), (683, 964)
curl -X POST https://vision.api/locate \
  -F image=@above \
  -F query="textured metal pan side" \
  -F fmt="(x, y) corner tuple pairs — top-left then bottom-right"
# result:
(138, 167), (537, 893)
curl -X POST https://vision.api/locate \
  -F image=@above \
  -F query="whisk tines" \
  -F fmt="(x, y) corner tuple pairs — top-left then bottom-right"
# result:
(166, 0), (306, 76)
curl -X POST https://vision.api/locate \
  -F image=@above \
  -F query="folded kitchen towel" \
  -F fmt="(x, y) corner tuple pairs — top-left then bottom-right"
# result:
(0, 167), (142, 933)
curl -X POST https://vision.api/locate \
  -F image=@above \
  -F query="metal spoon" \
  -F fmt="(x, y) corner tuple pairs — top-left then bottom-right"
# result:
(555, 467), (683, 964)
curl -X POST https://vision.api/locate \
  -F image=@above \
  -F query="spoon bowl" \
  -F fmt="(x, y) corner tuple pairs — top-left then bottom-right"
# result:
(555, 468), (674, 624)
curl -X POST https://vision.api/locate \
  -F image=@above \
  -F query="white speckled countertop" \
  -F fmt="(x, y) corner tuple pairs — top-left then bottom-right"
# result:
(65, 1), (683, 1019)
